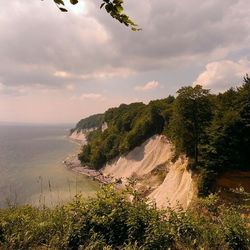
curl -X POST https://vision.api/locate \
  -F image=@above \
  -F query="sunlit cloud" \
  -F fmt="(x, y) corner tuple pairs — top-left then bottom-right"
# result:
(135, 80), (159, 91)
(54, 71), (72, 78)
(54, 67), (134, 81)
(0, 83), (4, 91)
(80, 93), (104, 100)
(65, 84), (75, 91)
(194, 59), (250, 92)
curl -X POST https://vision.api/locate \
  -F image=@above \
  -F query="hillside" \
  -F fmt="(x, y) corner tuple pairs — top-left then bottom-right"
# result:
(69, 113), (104, 143)
(71, 113), (104, 133)
(78, 99), (173, 169)
(76, 76), (250, 197)
(102, 135), (193, 209)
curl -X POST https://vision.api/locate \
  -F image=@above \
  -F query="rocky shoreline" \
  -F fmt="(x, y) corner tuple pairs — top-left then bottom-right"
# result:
(63, 153), (114, 185)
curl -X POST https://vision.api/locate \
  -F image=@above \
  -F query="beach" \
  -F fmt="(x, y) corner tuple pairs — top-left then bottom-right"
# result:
(65, 133), (115, 185)
(63, 152), (114, 184)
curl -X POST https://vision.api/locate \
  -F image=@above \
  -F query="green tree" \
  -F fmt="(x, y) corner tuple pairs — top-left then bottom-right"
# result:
(204, 75), (250, 172)
(170, 85), (212, 166)
(78, 101), (167, 169)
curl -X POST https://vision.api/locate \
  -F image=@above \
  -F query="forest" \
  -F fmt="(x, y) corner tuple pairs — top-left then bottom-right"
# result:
(78, 76), (250, 194)
(71, 113), (104, 133)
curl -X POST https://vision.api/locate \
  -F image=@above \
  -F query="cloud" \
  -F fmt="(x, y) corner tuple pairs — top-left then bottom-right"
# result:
(65, 84), (75, 91)
(0, 82), (60, 96)
(54, 67), (134, 81)
(2, 0), (250, 123)
(135, 80), (159, 91)
(94, 0), (250, 71)
(194, 59), (250, 92)
(54, 71), (72, 78)
(0, 83), (4, 91)
(80, 93), (104, 100)
(1, 0), (250, 90)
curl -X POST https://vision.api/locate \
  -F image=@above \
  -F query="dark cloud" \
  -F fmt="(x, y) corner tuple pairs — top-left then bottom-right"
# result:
(0, 0), (250, 90)
(92, 0), (250, 68)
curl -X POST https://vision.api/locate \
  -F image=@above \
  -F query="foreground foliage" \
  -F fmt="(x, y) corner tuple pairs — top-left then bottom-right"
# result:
(52, 0), (140, 31)
(0, 186), (249, 249)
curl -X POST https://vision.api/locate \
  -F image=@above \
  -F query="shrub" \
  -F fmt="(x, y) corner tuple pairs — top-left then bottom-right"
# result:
(0, 186), (249, 249)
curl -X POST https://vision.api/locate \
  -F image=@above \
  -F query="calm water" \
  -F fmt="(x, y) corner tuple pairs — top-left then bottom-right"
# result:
(0, 125), (99, 208)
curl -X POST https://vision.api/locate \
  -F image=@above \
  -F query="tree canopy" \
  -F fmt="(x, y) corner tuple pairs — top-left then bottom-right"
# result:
(76, 78), (250, 195)
(78, 101), (168, 169)
(169, 85), (213, 166)
(71, 113), (104, 133)
(52, 0), (140, 31)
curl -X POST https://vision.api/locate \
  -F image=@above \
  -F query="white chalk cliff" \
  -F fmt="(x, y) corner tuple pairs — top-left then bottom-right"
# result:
(102, 135), (194, 209)
(69, 127), (99, 144)
(69, 130), (87, 144)
(148, 155), (193, 210)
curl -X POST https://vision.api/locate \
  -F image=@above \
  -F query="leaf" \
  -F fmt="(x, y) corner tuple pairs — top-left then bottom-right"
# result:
(54, 0), (64, 5)
(116, 6), (123, 13)
(70, 0), (78, 5)
(59, 7), (68, 12)
(105, 4), (112, 13)
(100, 3), (105, 9)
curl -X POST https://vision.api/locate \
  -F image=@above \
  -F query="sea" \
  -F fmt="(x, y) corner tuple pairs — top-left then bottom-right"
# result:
(0, 124), (99, 208)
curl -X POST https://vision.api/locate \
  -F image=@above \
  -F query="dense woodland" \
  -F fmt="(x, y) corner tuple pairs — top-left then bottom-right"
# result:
(78, 76), (250, 194)
(71, 113), (104, 133)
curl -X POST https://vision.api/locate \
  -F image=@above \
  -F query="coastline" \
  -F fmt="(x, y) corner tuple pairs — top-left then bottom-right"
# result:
(64, 135), (114, 185)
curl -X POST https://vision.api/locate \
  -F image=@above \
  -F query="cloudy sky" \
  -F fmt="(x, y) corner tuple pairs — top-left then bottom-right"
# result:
(0, 0), (250, 124)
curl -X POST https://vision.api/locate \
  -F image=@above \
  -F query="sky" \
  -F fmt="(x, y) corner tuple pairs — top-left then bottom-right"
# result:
(0, 0), (250, 124)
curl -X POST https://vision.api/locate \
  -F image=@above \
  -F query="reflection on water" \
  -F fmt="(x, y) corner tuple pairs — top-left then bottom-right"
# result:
(0, 125), (99, 208)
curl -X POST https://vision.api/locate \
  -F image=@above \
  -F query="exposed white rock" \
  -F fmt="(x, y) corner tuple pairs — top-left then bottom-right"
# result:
(101, 122), (108, 132)
(149, 156), (193, 210)
(102, 135), (194, 209)
(69, 130), (87, 144)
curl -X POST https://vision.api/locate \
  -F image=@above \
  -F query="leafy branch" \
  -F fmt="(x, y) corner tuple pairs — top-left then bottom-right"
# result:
(52, 0), (140, 31)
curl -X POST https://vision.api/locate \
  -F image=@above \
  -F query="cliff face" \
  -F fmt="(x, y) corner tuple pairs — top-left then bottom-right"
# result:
(69, 118), (195, 209)
(103, 135), (173, 179)
(70, 122), (108, 144)
(149, 156), (193, 210)
(69, 130), (87, 144)
(102, 135), (194, 209)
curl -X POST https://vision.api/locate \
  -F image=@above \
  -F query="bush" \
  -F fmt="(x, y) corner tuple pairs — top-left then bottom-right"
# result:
(0, 186), (249, 249)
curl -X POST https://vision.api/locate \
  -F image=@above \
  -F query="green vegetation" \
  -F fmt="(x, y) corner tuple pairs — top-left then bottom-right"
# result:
(78, 76), (250, 194)
(0, 185), (249, 249)
(52, 0), (140, 31)
(168, 85), (213, 165)
(3, 81), (250, 247)
(71, 113), (104, 133)
(79, 97), (174, 169)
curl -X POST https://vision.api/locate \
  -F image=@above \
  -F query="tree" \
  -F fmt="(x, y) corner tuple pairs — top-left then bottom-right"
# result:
(204, 75), (250, 172)
(170, 85), (212, 166)
(51, 0), (140, 31)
